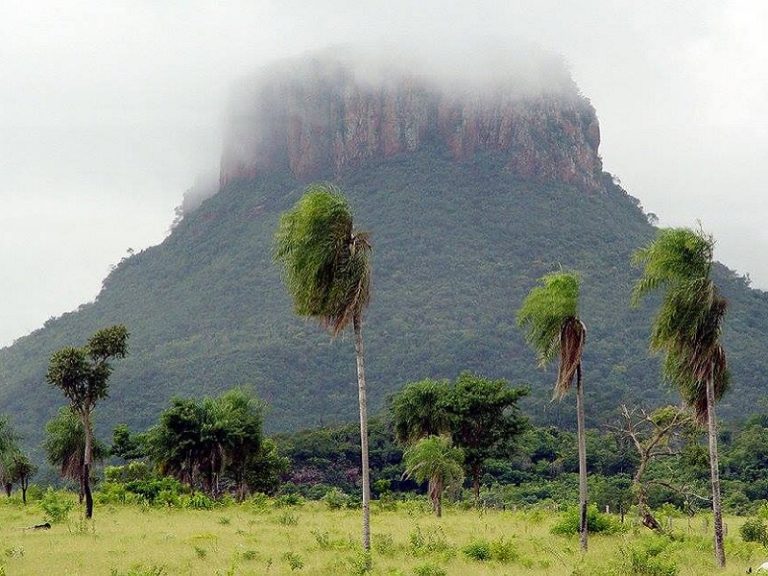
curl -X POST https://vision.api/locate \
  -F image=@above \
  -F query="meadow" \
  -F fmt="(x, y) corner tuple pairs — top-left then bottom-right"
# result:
(0, 494), (765, 576)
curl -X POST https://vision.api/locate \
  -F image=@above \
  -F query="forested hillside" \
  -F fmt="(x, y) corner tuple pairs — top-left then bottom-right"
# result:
(2, 53), (767, 452)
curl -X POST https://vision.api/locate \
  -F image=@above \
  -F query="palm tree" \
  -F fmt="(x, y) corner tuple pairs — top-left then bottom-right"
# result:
(43, 407), (108, 502)
(390, 378), (453, 445)
(632, 227), (729, 568)
(403, 435), (464, 517)
(46, 325), (128, 519)
(274, 183), (373, 550)
(517, 271), (588, 551)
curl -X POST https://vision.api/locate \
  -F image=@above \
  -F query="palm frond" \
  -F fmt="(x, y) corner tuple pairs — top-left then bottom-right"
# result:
(554, 318), (586, 400)
(274, 183), (371, 336)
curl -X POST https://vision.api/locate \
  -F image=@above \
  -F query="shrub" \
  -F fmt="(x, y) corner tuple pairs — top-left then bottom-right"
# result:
(282, 552), (304, 571)
(323, 487), (350, 510)
(490, 536), (518, 563)
(551, 504), (624, 535)
(274, 493), (304, 507)
(185, 492), (215, 510)
(741, 517), (768, 546)
(462, 540), (492, 562)
(412, 562), (447, 576)
(39, 488), (75, 524)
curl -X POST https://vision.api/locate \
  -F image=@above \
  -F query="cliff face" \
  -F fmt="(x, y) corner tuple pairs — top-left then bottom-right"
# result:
(220, 56), (603, 193)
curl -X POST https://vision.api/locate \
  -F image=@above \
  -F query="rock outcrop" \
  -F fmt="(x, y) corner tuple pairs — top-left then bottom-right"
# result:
(220, 52), (603, 193)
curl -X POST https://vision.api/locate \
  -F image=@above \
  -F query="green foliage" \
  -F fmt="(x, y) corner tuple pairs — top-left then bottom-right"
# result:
(517, 272), (580, 367)
(146, 389), (269, 499)
(412, 562), (446, 576)
(43, 407), (108, 483)
(551, 504), (625, 535)
(46, 325), (129, 411)
(322, 487), (351, 510)
(274, 183), (371, 335)
(632, 227), (728, 422)
(391, 379), (452, 445)
(740, 517), (768, 545)
(3, 147), (768, 449)
(461, 539), (492, 561)
(39, 487), (75, 523)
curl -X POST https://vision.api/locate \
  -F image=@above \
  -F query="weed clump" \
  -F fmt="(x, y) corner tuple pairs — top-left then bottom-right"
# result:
(741, 517), (768, 545)
(551, 504), (624, 535)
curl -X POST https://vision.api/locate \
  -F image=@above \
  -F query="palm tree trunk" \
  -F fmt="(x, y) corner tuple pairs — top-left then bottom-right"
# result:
(575, 363), (588, 552)
(82, 413), (94, 519)
(707, 376), (726, 568)
(353, 314), (371, 552)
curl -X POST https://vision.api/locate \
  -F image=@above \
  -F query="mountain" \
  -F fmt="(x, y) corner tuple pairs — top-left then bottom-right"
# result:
(2, 49), (768, 453)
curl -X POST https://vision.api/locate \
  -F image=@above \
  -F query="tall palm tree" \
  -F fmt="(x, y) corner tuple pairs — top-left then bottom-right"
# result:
(403, 435), (464, 517)
(517, 271), (588, 551)
(274, 183), (373, 551)
(632, 227), (729, 568)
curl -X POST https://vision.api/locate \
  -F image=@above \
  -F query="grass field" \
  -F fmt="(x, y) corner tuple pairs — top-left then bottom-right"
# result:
(0, 495), (765, 575)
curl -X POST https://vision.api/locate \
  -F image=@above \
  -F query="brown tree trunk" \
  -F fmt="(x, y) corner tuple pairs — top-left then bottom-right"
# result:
(82, 412), (94, 519)
(707, 376), (726, 568)
(354, 315), (371, 552)
(634, 458), (662, 532)
(575, 363), (588, 552)
(3, 483), (10, 497)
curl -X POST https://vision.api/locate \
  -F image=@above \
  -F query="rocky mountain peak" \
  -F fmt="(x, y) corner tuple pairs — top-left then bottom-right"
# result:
(220, 48), (603, 192)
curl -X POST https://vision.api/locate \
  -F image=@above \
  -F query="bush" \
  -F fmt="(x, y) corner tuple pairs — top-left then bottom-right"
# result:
(462, 540), (492, 561)
(39, 488), (75, 524)
(741, 517), (768, 546)
(413, 563), (446, 576)
(184, 492), (215, 510)
(322, 487), (350, 510)
(551, 504), (624, 535)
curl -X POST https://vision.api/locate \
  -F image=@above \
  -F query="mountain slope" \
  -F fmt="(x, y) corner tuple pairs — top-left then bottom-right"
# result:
(2, 53), (767, 452)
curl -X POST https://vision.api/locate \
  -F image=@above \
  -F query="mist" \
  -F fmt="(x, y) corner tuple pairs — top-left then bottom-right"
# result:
(2, 0), (767, 346)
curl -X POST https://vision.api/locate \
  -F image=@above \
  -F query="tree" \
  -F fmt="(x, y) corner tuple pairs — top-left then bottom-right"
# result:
(147, 390), (268, 499)
(632, 227), (729, 567)
(111, 423), (147, 461)
(274, 183), (373, 551)
(210, 388), (265, 501)
(403, 436), (464, 517)
(4, 452), (37, 504)
(46, 324), (129, 518)
(448, 372), (528, 504)
(613, 404), (694, 531)
(518, 271), (589, 551)
(390, 378), (453, 445)
(43, 407), (108, 501)
(0, 416), (19, 496)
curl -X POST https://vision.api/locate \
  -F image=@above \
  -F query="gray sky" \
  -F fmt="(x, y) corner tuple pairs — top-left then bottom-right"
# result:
(1, 1), (767, 347)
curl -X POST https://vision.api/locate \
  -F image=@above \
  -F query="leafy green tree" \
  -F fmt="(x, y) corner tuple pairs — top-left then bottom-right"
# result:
(45, 324), (128, 517)
(0, 416), (19, 496)
(449, 372), (528, 503)
(403, 435), (464, 517)
(147, 390), (269, 499)
(632, 227), (730, 567)
(43, 407), (108, 501)
(147, 397), (210, 489)
(518, 271), (589, 551)
(390, 378), (453, 445)
(274, 183), (373, 551)
(210, 388), (264, 501)
(111, 423), (147, 461)
(244, 439), (289, 496)
(4, 452), (37, 504)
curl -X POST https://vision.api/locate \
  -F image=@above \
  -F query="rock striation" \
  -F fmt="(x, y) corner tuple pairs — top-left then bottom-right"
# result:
(220, 53), (603, 193)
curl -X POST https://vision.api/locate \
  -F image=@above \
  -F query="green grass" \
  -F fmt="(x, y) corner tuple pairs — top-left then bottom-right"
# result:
(0, 496), (764, 575)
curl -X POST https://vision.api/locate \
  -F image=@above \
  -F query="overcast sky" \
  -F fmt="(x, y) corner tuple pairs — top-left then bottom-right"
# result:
(1, 1), (767, 347)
